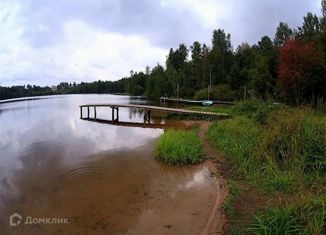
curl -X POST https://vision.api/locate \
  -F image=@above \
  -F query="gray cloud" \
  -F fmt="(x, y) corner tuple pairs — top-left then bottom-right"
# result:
(0, 0), (321, 86)
(223, 0), (320, 46)
(18, 0), (321, 49)
(19, 0), (206, 48)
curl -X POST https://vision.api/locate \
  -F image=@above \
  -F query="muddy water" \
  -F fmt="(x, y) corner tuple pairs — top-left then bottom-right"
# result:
(0, 95), (218, 235)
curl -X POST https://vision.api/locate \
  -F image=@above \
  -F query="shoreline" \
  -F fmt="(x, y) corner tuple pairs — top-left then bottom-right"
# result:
(183, 121), (229, 235)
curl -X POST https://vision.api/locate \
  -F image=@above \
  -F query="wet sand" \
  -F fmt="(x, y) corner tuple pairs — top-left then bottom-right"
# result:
(196, 121), (229, 234)
(0, 139), (219, 235)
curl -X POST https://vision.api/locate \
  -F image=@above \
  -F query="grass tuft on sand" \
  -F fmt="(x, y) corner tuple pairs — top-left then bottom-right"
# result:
(154, 129), (206, 165)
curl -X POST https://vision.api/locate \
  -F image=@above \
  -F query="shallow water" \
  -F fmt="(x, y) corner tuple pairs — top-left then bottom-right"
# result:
(0, 94), (217, 234)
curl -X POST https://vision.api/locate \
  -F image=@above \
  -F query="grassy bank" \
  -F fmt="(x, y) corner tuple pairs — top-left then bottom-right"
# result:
(154, 129), (206, 165)
(205, 99), (326, 234)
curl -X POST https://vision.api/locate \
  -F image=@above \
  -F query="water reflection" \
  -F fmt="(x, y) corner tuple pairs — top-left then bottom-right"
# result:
(81, 118), (186, 129)
(0, 95), (162, 165)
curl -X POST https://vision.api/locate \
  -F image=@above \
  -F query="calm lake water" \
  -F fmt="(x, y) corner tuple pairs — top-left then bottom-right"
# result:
(0, 94), (217, 235)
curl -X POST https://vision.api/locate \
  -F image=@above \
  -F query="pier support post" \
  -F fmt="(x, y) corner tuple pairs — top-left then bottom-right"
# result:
(80, 107), (83, 119)
(116, 107), (119, 122)
(144, 110), (151, 124)
(148, 110), (151, 123)
(94, 106), (97, 120)
(111, 107), (115, 121)
(87, 107), (90, 119)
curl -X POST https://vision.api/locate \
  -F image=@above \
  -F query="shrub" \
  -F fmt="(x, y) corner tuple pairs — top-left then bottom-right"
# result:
(194, 84), (237, 101)
(232, 99), (272, 117)
(154, 130), (206, 165)
(131, 85), (145, 96)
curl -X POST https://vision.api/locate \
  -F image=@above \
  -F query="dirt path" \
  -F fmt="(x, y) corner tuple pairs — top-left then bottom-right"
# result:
(185, 121), (229, 235)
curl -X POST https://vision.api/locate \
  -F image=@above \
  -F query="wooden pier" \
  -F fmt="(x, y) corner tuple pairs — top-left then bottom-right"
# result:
(79, 104), (229, 124)
(160, 97), (236, 105)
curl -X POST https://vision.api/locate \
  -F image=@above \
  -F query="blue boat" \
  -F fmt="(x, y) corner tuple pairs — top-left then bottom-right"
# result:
(202, 100), (213, 106)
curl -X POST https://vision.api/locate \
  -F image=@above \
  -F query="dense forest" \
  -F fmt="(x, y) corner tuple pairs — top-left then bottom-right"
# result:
(1, 2), (326, 104)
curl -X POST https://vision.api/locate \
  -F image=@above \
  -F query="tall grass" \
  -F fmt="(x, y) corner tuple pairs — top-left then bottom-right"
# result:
(222, 181), (239, 219)
(208, 116), (263, 179)
(208, 99), (326, 234)
(154, 129), (206, 165)
(264, 109), (326, 174)
(208, 100), (326, 190)
(249, 198), (326, 235)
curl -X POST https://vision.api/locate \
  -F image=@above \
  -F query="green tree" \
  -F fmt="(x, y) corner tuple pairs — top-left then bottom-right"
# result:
(297, 13), (321, 42)
(245, 36), (277, 99)
(191, 41), (202, 63)
(274, 22), (293, 47)
(189, 41), (203, 90)
(258, 36), (274, 51)
(146, 69), (160, 101)
(210, 29), (233, 85)
(248, 55), (275, 99)
(145, 64), (173, 101)
(228, 43), (253, 91)
(166, 44), (188, 70)
(201, 43), (211, 88)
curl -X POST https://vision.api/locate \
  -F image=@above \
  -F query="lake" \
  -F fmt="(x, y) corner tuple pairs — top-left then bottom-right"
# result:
(0, 94), (217, 235)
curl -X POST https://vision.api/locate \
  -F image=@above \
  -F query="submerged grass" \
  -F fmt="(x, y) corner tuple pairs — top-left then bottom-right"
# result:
(206, 99), (326, 234)
(154, 129), (206, 165)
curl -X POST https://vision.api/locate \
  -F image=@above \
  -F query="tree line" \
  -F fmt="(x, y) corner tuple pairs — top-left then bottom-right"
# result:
(130, 2), (326, 104)
(1, 1), (326, 104)
(0, 80), (126, 100)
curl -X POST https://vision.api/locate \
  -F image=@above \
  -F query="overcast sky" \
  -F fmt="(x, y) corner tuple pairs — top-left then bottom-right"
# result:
(0, 0), (321, 86)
